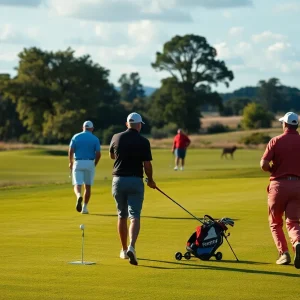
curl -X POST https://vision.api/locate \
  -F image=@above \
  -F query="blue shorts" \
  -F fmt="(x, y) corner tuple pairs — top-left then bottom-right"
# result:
(112, 177), (144, 219)
(175, 148), (186, 159)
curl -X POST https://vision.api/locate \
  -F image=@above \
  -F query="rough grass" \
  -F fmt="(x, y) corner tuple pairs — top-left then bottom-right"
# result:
(0, 127), (282, 153)
(1, 149), (300, 300)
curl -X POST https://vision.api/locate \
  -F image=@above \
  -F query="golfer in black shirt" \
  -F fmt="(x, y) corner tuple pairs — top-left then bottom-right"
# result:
(109, 112), (156, 266)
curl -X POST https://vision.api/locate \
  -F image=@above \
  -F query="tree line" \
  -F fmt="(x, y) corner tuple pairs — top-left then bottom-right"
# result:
(0, 34), (299, 144)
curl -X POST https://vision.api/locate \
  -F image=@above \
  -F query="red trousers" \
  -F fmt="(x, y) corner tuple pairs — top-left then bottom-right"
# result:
(268, 180), (300, 254)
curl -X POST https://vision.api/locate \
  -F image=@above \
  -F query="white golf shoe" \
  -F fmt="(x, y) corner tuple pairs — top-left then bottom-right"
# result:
(127, 245), (138, 265)
(276, 252), (291, 265)
(81, 206), (89, 214)
(174, 166), (178, 171)
(120, 250), (129, 259)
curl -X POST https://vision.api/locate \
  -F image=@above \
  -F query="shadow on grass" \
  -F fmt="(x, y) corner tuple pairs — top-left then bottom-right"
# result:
(138, 258), (300, 277)
(90, 213), (239, 222)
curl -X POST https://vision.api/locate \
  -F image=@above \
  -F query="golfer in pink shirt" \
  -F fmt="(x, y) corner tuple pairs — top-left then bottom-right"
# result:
(260, 112), (300, 268)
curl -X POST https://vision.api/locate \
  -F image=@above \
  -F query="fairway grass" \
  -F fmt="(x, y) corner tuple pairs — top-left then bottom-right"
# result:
(1, 149), (300, 300)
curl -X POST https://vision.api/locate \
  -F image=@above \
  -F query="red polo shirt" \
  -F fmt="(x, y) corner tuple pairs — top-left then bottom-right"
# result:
(173, 133), (190, 149)
(261, 129), (300, 180)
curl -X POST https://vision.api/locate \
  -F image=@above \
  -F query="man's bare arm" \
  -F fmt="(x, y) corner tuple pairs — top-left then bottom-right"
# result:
(260, 159), (272, 172)
(68, 147), (74, 169)
(109, 152), (115, 159)
(95, 151), (101, 166)
(143, 161), (156, 189)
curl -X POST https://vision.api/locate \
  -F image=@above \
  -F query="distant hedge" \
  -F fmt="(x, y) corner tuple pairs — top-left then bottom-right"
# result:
(240, 132), (271, 145)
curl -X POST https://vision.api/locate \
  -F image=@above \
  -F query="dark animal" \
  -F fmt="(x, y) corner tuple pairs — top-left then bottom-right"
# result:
(221, 146), (237, 159)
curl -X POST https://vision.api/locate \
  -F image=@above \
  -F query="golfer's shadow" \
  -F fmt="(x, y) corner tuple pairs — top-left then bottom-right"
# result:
(138, 258), (300, 278)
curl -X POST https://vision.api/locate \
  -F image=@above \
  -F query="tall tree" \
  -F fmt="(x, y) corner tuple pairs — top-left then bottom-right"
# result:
(258, 78), (283, 112)
(152, 35), (234, 88)
(4, 47), (120, 142)
(151, 34), (234, 131)
(118, 72), (145, 102)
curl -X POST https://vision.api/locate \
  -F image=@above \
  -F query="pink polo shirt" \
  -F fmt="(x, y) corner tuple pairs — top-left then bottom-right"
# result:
(261, 129), (300, 180)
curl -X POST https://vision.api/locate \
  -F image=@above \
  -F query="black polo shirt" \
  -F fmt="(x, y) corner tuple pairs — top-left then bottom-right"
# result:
(109, 128), (152, 178)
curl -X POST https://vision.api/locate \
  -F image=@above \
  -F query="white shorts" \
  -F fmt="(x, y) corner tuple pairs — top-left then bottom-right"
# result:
(72, 160), (95, 186)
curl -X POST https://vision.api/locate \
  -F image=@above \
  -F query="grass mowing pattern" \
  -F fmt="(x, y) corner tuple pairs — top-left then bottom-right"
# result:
(1, 149), (300, 299)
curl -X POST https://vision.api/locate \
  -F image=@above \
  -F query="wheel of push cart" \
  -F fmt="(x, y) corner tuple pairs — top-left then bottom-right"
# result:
(215, 252), (223, 261)
(184, 252), (191, 260)
(175, 252), (183, 260)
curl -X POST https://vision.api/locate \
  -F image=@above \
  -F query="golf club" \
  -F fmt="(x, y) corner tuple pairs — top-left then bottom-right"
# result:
(145, 178), (204, 224)
(222, 232), (239, 261)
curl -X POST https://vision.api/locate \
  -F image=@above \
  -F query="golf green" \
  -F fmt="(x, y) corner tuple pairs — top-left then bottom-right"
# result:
(1, 148), (300, 300)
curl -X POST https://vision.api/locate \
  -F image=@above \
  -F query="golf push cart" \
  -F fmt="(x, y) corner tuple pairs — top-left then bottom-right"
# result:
(175, 215), (235, 261)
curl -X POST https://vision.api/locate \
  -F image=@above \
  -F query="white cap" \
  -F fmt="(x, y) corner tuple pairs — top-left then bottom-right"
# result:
(83, 120), (94, 128)
(127, 112), (145, 124)
(278, 112), (299, 125)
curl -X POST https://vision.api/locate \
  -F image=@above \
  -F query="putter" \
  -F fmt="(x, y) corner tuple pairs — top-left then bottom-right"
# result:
(145, 178), (239, 261)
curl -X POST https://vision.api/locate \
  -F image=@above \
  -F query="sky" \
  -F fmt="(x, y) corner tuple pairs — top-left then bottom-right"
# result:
(0, 0), (299, 93)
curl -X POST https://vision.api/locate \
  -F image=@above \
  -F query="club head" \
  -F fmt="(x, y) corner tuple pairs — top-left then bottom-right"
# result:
(220, 217), (234, 227)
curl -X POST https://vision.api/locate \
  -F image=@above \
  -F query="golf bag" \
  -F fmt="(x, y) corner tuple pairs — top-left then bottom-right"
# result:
(186, 215), (234, 261)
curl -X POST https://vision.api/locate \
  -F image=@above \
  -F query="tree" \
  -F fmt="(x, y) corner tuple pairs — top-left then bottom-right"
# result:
(152, 34), (234, 88)
(118, 72), (145, 102)
(258, 78), (284, 112)
(0, 74), (26, 141)
(148, 78), (190, 129)
(3, 47), (121, 142)
(221, 97), (253, 116)
(241, 103), (274, 129)
(151, 34), (234, 131)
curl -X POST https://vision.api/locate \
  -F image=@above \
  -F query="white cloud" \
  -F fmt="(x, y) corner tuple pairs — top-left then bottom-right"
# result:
(128, 20), (167, 44)
(267, 42), (291, 53)
(229, 27), (244, 36)
(236, 42), (252, 53)
(214, 42), (231, 59)
(0, 24), (38, 45)
(48, 0), (192, 23)
(274, 2), (300, 13)
(252, 31), (286, 43)
(67, 20), (167, 49)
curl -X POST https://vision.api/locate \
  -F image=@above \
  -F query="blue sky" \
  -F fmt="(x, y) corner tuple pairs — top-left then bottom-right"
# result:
(0, 0), (299, 93)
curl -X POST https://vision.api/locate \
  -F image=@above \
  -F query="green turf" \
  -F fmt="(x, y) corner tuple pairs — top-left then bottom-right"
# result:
(1, 149), (300, 299)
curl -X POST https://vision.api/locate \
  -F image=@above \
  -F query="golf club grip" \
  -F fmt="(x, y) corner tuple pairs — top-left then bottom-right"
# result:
(204, 215), (215, 222)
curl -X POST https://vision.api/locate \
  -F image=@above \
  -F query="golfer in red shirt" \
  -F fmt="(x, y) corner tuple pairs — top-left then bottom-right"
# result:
(172, 129), (191, 171)
(260, 112), (300, 268)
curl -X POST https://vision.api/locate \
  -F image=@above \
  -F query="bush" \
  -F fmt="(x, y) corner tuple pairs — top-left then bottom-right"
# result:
(151, 123), (178, 139)
(239, 132), (271, 145)
(206, 123), (230, 134)
(241, 103), (274, 129)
